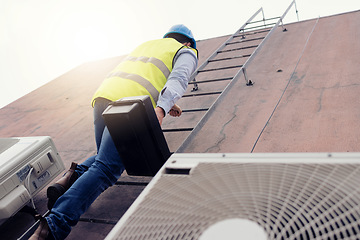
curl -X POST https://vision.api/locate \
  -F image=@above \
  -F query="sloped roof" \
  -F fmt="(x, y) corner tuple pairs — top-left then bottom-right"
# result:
(1, 9), (360, 239)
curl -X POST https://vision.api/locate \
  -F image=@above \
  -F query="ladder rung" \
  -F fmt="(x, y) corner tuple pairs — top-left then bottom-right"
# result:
(218, 45), (257, 53)
(162, 128), (193, 132)
(234, 29), (270, 38)
(227, 37), (265, 45)
(182, 108), (209, 113)
(263, 16), (281, 22)
(209, 55), (251, 62)
(79, 218), (118, 225)
(183, 91), (222, 98)
(242, 23), (276, 31)
(198, 65), (243, 73)
(248, 16), (280, 25)
(189, 77), (233, 84)
(115, 181), (149, 186)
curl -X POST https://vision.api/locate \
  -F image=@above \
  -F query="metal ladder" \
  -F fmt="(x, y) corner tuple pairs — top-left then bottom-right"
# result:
(190, 0), (298, 87)
(162, 1), (299, 152)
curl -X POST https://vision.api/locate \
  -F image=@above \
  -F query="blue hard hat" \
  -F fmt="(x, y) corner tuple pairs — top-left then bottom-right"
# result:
(163, 24), (196, 49)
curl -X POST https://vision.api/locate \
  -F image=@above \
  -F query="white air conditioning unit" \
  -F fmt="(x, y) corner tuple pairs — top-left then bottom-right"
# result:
(0, 136), (64, 224)
(106, 153), (360, 240)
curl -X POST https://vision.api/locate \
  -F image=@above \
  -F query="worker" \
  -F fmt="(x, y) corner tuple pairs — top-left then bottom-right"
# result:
(29, 24), (198, 240)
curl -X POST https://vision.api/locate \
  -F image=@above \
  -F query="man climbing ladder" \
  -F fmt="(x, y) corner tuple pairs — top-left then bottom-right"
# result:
(29, 24), (198, 240)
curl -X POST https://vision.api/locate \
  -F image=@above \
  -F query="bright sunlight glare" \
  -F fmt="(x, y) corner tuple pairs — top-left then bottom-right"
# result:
(53, 10), (118, 65)
(73, 26), (109, 62)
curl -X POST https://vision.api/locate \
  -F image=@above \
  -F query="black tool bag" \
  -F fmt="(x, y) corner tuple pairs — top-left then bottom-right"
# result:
(102, 95), (171, 176)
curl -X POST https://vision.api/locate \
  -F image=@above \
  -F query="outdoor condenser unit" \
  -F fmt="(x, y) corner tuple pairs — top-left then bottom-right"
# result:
(0, 136), (64, 224)
(106, 153), (360, 240)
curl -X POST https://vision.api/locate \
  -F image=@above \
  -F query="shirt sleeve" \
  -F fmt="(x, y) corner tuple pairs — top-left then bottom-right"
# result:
(156, 48), (198, 115)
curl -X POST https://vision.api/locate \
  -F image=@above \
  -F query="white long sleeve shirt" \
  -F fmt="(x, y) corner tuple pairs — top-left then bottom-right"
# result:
(156, 48), (198, 115)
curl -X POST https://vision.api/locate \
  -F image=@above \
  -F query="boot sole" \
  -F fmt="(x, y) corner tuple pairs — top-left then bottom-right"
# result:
(47, 183), (66, 209)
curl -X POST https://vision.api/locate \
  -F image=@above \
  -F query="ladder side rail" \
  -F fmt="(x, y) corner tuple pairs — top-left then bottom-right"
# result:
(241, 0), (298, 84)
(280, 0), (298, 23)
(294, 0), (300, 21)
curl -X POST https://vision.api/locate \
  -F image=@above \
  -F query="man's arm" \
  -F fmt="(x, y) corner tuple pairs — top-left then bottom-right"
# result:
(155, 48), (198, 124)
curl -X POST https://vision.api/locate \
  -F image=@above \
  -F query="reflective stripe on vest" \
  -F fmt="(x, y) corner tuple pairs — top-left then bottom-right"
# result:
(106, 71), (160, 103)
(124, 56), (171, 78)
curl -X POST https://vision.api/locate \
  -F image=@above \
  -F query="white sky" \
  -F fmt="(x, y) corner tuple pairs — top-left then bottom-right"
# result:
(0, 0), (359, 108)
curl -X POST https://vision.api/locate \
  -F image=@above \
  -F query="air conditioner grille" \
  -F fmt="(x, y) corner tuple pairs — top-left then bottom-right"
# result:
(114, 162), (360, 240)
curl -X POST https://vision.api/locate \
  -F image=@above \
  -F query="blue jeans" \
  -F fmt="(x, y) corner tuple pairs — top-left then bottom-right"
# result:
(46, 98), (125, 240)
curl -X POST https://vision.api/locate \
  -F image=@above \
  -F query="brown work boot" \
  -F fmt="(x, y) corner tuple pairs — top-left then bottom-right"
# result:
(29, 219), (55, 240)
(47, 162), (78, 209)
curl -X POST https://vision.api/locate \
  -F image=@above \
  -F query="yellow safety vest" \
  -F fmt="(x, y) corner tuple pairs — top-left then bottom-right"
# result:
(91, 38), (198, 107)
